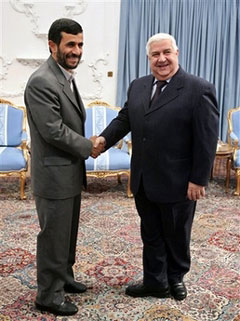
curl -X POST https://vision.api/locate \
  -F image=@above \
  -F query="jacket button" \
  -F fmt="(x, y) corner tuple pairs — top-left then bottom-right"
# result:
(143, 137), (146, 142)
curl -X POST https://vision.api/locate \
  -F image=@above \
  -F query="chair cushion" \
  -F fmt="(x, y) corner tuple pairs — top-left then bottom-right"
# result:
(0, 103), (23, 146)
(86, 148), (130, 171)
(85, 106), (118, 137)
(234, 149), (240, 167)
(231, 110), (240, 148)
(0, 147), (26, 171)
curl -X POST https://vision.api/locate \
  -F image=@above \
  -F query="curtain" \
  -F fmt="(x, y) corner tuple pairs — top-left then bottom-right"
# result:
(116, 0), (240, 140)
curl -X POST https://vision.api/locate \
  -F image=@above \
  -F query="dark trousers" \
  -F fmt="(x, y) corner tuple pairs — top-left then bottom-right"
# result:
(135, 182), (196, 288)
(35, 194), (81, 305)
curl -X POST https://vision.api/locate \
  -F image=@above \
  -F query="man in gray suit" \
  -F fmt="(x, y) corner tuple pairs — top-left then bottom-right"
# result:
(96, 33), (219, 301)
(24, 18), (100, 316)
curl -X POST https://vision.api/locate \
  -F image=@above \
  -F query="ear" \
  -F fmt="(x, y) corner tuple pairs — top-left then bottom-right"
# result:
(48, 40), (57, 54)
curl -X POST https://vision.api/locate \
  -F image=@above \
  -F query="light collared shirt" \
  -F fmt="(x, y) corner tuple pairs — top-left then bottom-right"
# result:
(58, 64), (76, 90)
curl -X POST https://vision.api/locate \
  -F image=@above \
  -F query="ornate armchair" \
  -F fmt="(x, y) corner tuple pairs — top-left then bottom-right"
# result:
(85, 101), (132, 197)
(227, 106), (240, 195)
(0, 98), (29, 199)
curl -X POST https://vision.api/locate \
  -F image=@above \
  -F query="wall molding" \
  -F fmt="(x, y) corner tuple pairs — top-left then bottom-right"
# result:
(16, 57), (85, 68)
(16, 58), (46, 68)
(1, 54), (109, 100)
(0, 83), (26, 98)
(65, 1), (87, 18)
(10, 0), (87, 38)
(81, 53), (109, 100)
(10, 0), (40, 36)
(2, 1), (119, 104)
(0, 57), (12, 80)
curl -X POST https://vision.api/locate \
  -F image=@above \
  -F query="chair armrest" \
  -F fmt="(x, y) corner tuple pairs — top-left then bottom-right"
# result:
(229, 131), (239, 148)
(127, 140), (132, 156)
(120, 135), (132, 155)
(21, 130), (28, 146)
(20, 130), (30, 163)
(124, 133), (132, 154)
(21, 130), (28, 142)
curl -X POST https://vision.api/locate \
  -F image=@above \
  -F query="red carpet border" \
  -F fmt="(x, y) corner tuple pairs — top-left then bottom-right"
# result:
(0, 176), (239, 321)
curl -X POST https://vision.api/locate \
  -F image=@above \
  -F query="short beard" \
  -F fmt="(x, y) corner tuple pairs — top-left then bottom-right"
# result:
(56, 50), (80, 70)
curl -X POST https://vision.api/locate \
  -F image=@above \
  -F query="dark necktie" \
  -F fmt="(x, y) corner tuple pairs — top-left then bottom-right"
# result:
(69, 78), (83, 118)
(71, 78), (80, 106)
(69, 75), (74, 91)
(150, 80), (167, 107)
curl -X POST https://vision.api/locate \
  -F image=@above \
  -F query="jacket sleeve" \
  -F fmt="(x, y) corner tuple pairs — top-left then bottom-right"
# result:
(189, 84), (219, 185)
(100, 82), (133, 149)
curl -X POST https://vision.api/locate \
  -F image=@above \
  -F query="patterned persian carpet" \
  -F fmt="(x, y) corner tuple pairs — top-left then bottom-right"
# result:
(0, 172), (239, 321)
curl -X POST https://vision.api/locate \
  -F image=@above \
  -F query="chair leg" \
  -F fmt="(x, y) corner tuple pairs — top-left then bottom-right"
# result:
(127, 174), (133, 198)
(117, 174), (121, 184)
(20, 172), (27, 200)
(225, 157), (231, 193)
(234, 169), (240, 196)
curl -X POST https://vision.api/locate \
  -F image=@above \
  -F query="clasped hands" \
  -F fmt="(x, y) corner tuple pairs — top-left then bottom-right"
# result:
(90, 136), (106, 158)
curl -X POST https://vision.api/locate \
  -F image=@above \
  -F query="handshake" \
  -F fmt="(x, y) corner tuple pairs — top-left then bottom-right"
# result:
(90, 136), (106, 158)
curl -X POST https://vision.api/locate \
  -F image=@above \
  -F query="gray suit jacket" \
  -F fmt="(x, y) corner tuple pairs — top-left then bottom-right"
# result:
(24, 56), (92, 199)
(101, 67), (219, 202)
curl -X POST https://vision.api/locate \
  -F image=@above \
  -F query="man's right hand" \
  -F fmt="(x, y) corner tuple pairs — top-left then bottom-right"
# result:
(89, 136), (106, 158)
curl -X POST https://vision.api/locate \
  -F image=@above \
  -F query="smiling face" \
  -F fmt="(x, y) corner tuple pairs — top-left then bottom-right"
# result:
(49, 31), (83, 71)
(148, 39), (179, 80)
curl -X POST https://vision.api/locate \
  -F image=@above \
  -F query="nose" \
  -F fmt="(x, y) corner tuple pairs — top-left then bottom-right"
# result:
(158, 53), (166, 62)
(72, 45), (82, 56)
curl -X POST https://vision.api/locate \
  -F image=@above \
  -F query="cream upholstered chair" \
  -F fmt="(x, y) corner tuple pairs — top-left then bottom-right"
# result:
(0, 98), (29, 199)
(85, 101), (132, 197)
(227, 107), (240, 195)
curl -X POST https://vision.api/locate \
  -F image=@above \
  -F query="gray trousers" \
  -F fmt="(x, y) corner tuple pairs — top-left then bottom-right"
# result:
(35, 194), (81, 305)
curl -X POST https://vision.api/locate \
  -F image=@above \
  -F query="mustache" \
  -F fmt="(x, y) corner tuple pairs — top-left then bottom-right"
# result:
(66, 53), (81, 59)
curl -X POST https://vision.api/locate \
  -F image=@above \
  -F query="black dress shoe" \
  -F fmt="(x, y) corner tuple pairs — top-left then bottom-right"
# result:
(170, 282), (187, 300)
(64, 281), (87, 293)
(35, 300), (78, 316)
(125, 284), (170, 298)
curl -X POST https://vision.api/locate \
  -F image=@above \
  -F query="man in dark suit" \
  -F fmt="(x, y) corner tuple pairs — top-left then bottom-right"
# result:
(95, 33), (219, 300)
(24, 18), (101, 316)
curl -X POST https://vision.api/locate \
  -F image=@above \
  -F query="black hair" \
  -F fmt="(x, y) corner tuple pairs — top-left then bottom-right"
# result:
(48, 18), (83, 46)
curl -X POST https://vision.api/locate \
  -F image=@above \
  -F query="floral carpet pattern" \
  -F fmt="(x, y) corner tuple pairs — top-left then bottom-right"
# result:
(0, 173), (239, 321)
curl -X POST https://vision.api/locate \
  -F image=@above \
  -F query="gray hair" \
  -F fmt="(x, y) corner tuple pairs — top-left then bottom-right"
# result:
(146, 33), (178, 56)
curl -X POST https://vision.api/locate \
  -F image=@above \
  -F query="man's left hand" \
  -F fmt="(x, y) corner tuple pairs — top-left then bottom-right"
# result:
(187, 182), (205, 201)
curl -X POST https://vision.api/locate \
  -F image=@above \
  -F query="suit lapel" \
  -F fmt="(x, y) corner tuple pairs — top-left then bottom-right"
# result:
(48, 56), (85, 120)
(62, 82), (86, 120)
(145, 67), (185, 114)
(142, 75), (154, 113)
(72, 79), (86, 121)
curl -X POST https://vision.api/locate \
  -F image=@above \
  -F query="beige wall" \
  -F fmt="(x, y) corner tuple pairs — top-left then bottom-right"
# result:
(0, 0), (121, 107)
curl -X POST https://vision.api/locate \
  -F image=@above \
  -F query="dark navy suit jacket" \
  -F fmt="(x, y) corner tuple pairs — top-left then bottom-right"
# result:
(101, 67), (219, 203)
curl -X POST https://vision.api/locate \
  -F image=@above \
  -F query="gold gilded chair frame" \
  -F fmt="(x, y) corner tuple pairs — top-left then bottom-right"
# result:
(0, 98), (29, 199)
(86, 101), (132, 197)
(227, 106), (240, 196)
